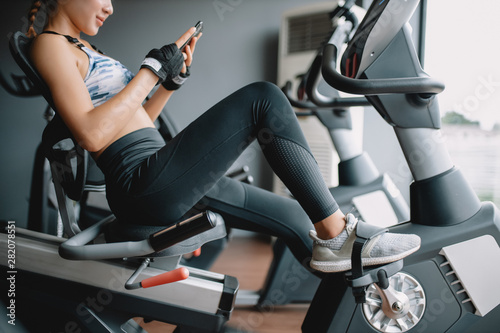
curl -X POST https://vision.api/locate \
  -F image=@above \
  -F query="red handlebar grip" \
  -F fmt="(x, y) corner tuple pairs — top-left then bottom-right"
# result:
(141, 267), (189, 288)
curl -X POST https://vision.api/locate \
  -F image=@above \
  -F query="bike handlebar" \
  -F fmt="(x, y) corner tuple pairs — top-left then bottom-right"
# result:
(321, 44), (445, 96)
(282, 79), (370, 110)
(304, 54), (370, 107)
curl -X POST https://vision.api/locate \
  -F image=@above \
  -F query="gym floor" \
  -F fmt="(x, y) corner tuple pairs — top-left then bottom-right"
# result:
(135, 234), (309, 332)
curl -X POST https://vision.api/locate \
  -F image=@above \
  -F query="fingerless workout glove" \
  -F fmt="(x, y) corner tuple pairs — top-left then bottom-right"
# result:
(162, 66), (190, 91)
(141, 43), (184, 84)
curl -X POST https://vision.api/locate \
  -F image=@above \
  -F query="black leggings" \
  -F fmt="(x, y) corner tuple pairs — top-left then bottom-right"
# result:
(98, 82), (339, 228)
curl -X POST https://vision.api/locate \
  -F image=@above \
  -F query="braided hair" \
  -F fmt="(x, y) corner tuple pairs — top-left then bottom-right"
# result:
(26, 1), (43, 38)
(26, 0), (58, 38)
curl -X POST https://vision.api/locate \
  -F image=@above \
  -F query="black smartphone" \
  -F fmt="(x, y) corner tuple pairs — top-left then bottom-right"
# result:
(180, 21), (203, 50)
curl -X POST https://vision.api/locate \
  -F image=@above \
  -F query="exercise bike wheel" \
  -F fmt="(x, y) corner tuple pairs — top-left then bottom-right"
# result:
(362, 272), (426, 332)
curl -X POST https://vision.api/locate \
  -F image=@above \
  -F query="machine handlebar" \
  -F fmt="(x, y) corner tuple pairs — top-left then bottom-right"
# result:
(282, 79), (370, 110)
(304, 54), (370, 108)
(321, 44), (445, 96)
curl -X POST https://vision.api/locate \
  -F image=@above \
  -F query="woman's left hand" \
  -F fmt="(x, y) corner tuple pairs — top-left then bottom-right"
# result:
(161, 28), (202, 91)
(176, 27), (202, 73)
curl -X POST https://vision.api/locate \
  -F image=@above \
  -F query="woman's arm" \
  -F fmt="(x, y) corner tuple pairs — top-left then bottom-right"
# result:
(142, 85), (174, 122)
(31, 35), (157, 152)
(31, 28), (200, 150)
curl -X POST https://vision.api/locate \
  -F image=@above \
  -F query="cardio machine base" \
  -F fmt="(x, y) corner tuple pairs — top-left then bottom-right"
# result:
(302, 202), (500, 333)
(1, 270), (235, 333)
(0, 227), (238, 333)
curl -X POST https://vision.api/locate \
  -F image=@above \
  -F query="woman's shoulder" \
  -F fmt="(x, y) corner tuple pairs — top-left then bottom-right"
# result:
(30, 33), (89, 87)
(30, 32), (76, 62)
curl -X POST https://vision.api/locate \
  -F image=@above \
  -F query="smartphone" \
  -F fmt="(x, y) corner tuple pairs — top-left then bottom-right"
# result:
(180, 21), (203, 50)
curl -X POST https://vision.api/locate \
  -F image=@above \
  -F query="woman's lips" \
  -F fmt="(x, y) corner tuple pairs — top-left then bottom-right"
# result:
(96, 17), (105, 26)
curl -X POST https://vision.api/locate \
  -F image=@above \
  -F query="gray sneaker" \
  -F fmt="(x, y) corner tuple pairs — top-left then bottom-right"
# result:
(309, 214), (421, 273)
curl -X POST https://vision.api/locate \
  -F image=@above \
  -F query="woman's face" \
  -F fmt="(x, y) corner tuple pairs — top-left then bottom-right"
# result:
(59, 0), (113, 36)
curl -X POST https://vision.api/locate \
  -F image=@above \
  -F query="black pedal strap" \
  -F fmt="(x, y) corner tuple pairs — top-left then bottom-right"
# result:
(351, 221), (388, 277)
(351, 236), (365, 278)
(355, 220), (388, 240)
(350, 221), (389, 303)
(351, 237), (368, 303)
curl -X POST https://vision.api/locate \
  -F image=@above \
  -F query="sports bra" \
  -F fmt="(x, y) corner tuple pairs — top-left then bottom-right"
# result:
(40, 31), (134, 107)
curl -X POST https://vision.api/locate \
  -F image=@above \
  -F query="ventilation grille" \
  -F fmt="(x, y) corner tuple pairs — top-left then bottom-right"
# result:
(437, 254), (477, 314)
(287, 12), (333, 54)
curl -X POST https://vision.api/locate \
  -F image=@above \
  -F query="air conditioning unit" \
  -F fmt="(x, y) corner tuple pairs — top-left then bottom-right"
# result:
(274, 1), (341, 197)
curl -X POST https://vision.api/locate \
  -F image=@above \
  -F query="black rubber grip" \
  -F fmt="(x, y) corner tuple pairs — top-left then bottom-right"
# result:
(148, 211), (217, 252)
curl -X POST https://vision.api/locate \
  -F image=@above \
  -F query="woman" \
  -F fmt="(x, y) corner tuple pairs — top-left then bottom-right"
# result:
(26, 0), (420, 273)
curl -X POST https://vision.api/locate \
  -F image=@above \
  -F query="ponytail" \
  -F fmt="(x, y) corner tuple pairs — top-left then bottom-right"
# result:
(26, 1), (42, 38)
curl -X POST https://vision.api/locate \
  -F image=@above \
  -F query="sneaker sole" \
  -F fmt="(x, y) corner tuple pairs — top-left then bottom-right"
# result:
(309, 246), (420, 273)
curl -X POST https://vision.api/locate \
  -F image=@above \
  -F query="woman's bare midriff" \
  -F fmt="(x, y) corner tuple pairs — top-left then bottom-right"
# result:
(92, 106), (155, 160)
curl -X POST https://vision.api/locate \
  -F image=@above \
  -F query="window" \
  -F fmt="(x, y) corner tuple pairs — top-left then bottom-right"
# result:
(425, 0), (500, 206)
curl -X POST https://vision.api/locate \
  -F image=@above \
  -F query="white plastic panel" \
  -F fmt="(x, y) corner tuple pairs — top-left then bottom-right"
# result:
(440, 235), (500, 316)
